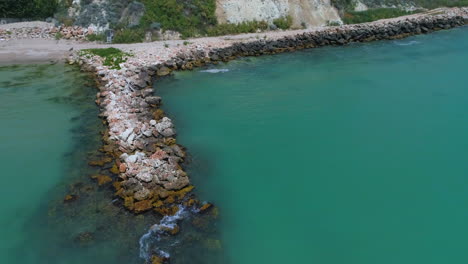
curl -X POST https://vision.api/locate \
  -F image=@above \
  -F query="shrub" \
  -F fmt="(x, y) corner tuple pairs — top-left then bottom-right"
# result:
(55, 32), (63, 40)
(206, 20), (269, 36)
(415, 0), (468, 8)
(112, 29), (145, 43)
(80, 48), (132, 70)
(0, 0), (58, 19)
(140, 0), (217, 38)
(343, 8), (418, 24)
(273, 16), (293, 30)
(86, 33), (106, 42)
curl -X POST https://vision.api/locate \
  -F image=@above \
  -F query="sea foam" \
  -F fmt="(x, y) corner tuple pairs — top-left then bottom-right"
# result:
(200, 69), (230, 73)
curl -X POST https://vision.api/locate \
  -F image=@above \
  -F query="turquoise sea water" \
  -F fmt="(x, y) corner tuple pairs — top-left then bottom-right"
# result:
(157, 27), (468, 264)
(0, 64), (222, 264)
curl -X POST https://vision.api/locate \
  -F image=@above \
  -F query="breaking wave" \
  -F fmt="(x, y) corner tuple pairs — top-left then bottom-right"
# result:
(200, 69), (230, 73)
(394, 40), (421, 46)
(139, 205), (202, 261)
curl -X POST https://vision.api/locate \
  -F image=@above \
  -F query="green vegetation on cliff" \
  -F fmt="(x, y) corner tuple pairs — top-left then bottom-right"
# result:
(140, 0), (217, 38)
(206, 20), (269, 36)
(343, 8), (417, 24)
(0, 0), (58, 19)
(332, 0), (468, 24)
(416, 0), (468, 8)
(138, 0), (291, 39)
(273, 16), (293, 30)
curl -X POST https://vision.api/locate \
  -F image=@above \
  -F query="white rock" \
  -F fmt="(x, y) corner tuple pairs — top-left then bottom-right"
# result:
(126, 154), (138, 163)
(120, 128), (133, 140)
(127, 132), (135, 144)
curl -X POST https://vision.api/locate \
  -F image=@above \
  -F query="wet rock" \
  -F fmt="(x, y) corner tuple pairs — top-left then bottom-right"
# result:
(199, 202), (213, 213)
(134, 199), (153, 213)
(74, 232), (94, 246)
(134, 187), (151, 201)
(151, 255), (169, 264)
(156, 66), (171, 76)
(145, 96), (162, 105)
(88, 156), (112, 166)
(91, 174), (112, 186)
(161, 224), (180, 235)
(109, 163), (120, 174)
(64, 194), (78, 203)
(124, 196), (134, 210)
(203, 238), (222, 250)
(160, 128), (176, 137)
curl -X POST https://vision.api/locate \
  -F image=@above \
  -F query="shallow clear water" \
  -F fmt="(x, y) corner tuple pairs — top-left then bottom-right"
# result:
(0, 64), (150, 264)
(0, 63), (223, 264)
(157, 27), (468, 264)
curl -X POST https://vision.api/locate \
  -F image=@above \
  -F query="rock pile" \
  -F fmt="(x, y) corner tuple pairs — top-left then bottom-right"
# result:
(0, 25), (92, 41)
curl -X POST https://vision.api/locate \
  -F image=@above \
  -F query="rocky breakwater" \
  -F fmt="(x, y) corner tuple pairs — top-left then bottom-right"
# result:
(69, 8), (468, 217)
(73, 52), (206, 219)
(205, 9), (468, 62)
(0, 24), (91, 41)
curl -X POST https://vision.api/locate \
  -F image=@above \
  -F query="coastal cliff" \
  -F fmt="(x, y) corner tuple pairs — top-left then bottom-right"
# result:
(215, 0), (341, 27)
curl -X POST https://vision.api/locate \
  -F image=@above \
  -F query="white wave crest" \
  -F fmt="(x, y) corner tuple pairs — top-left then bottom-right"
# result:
(200, 69), (230, 73)
(394, 40), (420, 46)
(139, 206), (188, 260)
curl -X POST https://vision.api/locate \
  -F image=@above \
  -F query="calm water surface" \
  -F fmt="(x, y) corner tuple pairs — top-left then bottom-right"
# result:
(157, 27), (468, 264)
(0, 63), (222, 264)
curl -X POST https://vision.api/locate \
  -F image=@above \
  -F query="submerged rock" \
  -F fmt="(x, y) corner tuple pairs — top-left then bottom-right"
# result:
(91, 174), (112, 186)
(74, 232), (94, 246)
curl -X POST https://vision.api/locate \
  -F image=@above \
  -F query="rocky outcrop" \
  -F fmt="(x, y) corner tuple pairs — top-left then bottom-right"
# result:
(216, 0), (342, 27)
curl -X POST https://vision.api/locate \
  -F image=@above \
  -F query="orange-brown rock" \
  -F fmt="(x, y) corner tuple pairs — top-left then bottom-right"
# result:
(162, 224), (180, 235)
(164, 195), (175, 204)
(174, 185), (194, 199)
(151, 255), (165, 264)
(153, 109), (165, 121)
(119, 163), (127, 172)
(124, 196), (134, 210)
(91, 174), (112, 186)
(183, 198), (197, 207)
(163, 137), (176, 146)
(155, 206), (179, 216)
(88, 156), (112, 166)
(109, 163), (119, 174)
(199, 203), (213, 213)
(153, 200), (164, 208)
(64, 194), (78, 203)
(134, 200), (153, 213)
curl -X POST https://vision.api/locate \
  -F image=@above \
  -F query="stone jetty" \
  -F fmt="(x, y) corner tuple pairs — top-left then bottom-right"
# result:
(69, 7), (468, 215)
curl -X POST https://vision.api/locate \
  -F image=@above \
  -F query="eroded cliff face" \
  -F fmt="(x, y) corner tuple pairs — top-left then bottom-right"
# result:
(216, 0), (342, 27)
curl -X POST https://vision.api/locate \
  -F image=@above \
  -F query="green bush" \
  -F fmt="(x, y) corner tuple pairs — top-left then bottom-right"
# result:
(343, 8), (418, 24)
(206, 20), (269, 36)
(112, 29), (145, 43)
(80, 48), (132, 70)
(140, 0), (217, 38)
(0, 0), (58, 18)
(415, 0), (468, 8)
(273, 16), (293, 30)
(86, 33), (106, 42)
